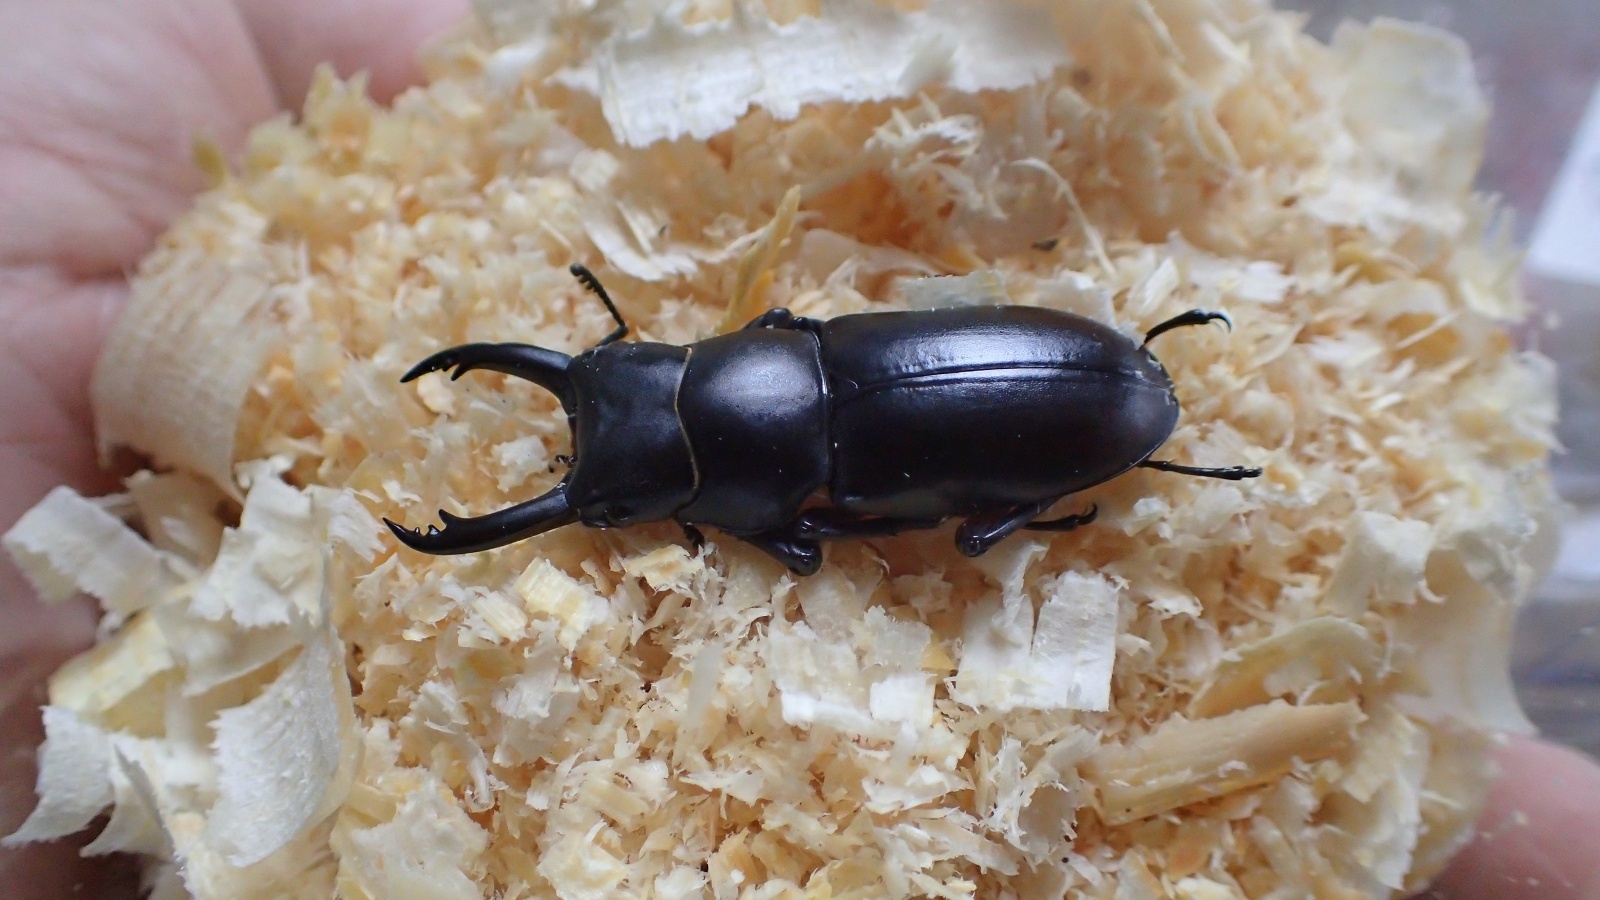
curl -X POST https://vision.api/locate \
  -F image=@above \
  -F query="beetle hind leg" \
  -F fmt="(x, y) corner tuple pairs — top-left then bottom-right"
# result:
(1140, 459), (1262, 480)
(1142, 309), (1231, 347)
(1025, 504), (1098, 532)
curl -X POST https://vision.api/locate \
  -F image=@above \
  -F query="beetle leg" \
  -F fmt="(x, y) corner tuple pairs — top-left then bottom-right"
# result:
(743, 308), (824, 335)
(955, 498), (1058, 557)
(680, 522), (707, 551)
(739, 531), (822, 576)
(1142, 309), (1231, 347)
(1025, 504), (1098, 532)
(1140, 459), (1262, 480)
(569, 263), (631, 347)
(792, 509), (942, 540)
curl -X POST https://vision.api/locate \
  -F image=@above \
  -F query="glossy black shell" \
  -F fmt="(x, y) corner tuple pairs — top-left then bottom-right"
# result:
(562, 305), (1178, 534)
(819, 306), (1179, 519)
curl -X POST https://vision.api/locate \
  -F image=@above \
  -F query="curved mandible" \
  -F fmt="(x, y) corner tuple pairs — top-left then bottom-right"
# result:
(385, 483), (578, 555)
(402, 342), (575, 411)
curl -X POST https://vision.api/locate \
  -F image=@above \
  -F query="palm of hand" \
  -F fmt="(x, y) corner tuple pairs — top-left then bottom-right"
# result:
(0, 2), (1594, 899)
(0, 1), (459, 896)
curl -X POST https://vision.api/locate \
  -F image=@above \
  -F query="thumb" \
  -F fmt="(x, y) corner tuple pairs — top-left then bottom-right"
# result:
(1425, 734), (1600, 899)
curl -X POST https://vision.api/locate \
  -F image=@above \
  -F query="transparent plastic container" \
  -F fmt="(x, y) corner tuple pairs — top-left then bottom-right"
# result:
(1284, 0), (1600, 757)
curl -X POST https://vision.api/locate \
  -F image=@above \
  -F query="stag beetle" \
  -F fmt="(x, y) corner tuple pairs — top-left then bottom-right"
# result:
(385, 264), (1260, 574)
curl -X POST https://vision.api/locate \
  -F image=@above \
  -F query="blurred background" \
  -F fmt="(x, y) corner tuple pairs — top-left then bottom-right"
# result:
(1284, 0), (1600, 757)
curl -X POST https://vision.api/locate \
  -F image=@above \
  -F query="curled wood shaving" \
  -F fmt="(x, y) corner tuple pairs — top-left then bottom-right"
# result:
(1188, 616), (1382, 718)
(91, 252), (284, 499)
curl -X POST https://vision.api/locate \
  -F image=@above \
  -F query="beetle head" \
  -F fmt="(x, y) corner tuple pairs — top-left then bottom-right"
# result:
(563, 342), (698, 528)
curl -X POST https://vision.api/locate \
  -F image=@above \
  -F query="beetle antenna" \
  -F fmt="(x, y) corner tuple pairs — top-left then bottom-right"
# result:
(1143, 310), (1231, 348)
(570, 263), (629, 347)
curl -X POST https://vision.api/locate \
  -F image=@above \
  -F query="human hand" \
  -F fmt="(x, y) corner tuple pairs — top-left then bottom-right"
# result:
(0, 1), (465, 896)
(1425, 734), (1600, 899)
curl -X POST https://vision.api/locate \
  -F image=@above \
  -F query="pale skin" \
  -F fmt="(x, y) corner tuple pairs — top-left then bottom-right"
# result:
(0, 1), (1594, 896)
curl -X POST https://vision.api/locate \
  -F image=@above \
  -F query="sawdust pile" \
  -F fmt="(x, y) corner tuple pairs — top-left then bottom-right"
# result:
(3, 1), (1559, 897)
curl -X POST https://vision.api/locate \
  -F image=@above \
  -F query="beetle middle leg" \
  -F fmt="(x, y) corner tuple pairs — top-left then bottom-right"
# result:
(680, 522), (707, 551)
(955, 499), (1055, 557)
(739, 530), (823, 576)
(743, 307), (824, 335)
(955, 499), (1099, 556)
(1140, 459), (1262, 480)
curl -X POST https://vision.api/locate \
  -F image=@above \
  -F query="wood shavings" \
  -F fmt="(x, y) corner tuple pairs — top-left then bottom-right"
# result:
(82, 747), (170, 858)
(901, 270), (1008, 310)
(1323, 512), (1434, 616)
(191, 477), (323, 628)
(126, 471), (227, 566)
(953, 570), (1121, 712)
(575, 0), (1073, 147)
(207, 629), (353, 866)
(513, 558), (609, 649)
(1088, 701), (1365, 825)
(2, 485), (186, 615)
(2, 707), (117, 846)
(47, 613), (175, 729)
(718, 185), (802, 333)
(6, 0), (1561, 896)
(1189, 616), (1382, 717)
(91, 251), (284, 500)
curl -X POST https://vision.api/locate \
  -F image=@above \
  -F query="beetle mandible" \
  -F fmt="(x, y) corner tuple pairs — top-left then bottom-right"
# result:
(385, 264), (1261, 575)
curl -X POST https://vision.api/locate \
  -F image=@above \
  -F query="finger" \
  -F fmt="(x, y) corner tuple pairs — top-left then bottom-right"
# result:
(0, 274), (133, 900)
(1425, 734), (1600, 899)
(233, 0), (471, 108)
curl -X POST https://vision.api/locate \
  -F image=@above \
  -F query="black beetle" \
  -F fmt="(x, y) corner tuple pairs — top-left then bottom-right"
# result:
(385, 264), (1260, 575)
